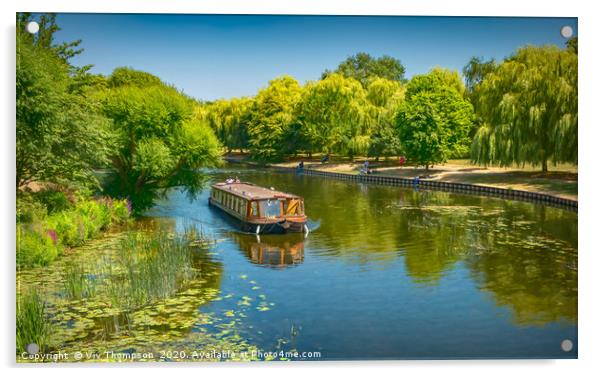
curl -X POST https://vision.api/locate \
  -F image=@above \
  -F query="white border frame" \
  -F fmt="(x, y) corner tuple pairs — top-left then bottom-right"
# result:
(3, 1), (600, 375)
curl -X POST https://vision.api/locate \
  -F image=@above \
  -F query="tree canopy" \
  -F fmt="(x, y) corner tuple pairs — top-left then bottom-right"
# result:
(107, 67), (163, 88)
(395, 70), (474, 169)
(16, 14), (111, 190)
(101, 73), (222, 212)
(204, 97), (253, 153)
(366, 78), (406, 160)
(470, 44), (578, 171)
(246, 76), (303, 162)
(295, 73), (372, 158)
(323, 52), (406, 87)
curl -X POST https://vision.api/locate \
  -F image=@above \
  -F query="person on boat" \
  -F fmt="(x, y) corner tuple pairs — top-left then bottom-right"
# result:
(297, 161), (304, 170)
(321, 154), (329, 164)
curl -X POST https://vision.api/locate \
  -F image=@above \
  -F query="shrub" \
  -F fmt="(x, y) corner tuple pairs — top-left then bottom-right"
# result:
(16, 196), (47, 224)
(16, 225), (60, 267)
(46, 211), (82, 247)
(34, 189), (72, 214)
(17, 197), (131, 268)
(111, 199), (131, 224)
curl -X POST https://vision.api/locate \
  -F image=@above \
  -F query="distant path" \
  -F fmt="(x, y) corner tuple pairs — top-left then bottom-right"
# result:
(222, 154), (577, 211)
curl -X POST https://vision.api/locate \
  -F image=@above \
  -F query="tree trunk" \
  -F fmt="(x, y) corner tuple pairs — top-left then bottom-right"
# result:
(542, 159), (548, 173)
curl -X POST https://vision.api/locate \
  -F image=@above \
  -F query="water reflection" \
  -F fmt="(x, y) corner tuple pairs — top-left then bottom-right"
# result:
(230, 232), (305, 268)
(140, 167), (577, 358)
(231, 171), (577, 327)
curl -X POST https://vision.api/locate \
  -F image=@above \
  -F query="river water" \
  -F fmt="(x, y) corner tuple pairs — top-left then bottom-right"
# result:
(18, 165), (578, 360)
(148, 165), (577, 359)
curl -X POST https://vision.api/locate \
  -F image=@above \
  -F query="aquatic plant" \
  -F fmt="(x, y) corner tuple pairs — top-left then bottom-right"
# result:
(63, 263), (97, 300)
(16, 290), (52, 354)
(112, 228), (207, 309)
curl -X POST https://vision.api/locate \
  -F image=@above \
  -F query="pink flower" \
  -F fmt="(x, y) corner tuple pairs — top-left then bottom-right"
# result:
(46, 229), (57, 244)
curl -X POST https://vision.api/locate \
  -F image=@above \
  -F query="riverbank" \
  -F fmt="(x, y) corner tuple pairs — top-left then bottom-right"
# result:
(223, 153), (578, 208)
(16, 194), (131, 268)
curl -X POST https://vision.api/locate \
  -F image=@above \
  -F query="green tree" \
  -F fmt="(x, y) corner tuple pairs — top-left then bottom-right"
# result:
(471, 45), (578, 172)
(395, 70), (474, 170)
(366, 78), (405, 160)
(463, 57), (498, 98)
(17, 13), (84, 64)
(295, 74), (372, 159)
(107, 66), (163, 88)
(16, 14), (111, 190)
(566, 37), (578, 54)
(324, 52), (406, 87)
(204, 97), (253, 153)
(247, 76), (303, 162)
(101, 75), (222, 213)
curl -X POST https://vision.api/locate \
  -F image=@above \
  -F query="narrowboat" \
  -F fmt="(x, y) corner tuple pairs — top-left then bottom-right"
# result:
(208, 179), (308, 234)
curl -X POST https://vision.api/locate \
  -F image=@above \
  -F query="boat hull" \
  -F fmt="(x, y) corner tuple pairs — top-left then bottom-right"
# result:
(208, 198), (306, 234)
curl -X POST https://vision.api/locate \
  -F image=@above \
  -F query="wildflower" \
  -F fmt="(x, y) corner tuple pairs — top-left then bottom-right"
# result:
(46, 229), (57, 244)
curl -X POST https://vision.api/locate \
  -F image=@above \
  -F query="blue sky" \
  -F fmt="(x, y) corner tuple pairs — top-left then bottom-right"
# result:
(49, 14), (577, 101)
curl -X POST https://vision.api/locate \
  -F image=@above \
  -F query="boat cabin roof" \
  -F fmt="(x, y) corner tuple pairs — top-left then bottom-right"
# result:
(212, 182), (301, 201)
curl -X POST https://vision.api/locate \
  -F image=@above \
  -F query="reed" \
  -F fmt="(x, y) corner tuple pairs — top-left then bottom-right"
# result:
(63, 262), (97, 300)
(111, 227), (207, 309)
(16, 290), (52, 354)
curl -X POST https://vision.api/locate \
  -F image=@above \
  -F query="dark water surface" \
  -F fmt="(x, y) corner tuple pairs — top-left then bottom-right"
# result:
(144, 166), (577, 359)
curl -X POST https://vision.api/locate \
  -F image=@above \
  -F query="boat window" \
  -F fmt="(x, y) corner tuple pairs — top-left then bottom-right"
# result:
(259, 199), (282, 218)
(251, 201), (258, 217)
(285, 199), (300, 215)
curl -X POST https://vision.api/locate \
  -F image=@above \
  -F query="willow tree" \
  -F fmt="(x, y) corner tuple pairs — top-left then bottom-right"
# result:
(101, 75), (222, 213)
(471, 45), (578, 172)
(295, 73), (372, 159)
(246, 76), (303, 162)
(205, 97), (253, 153)
(366, 78), (405, 160)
